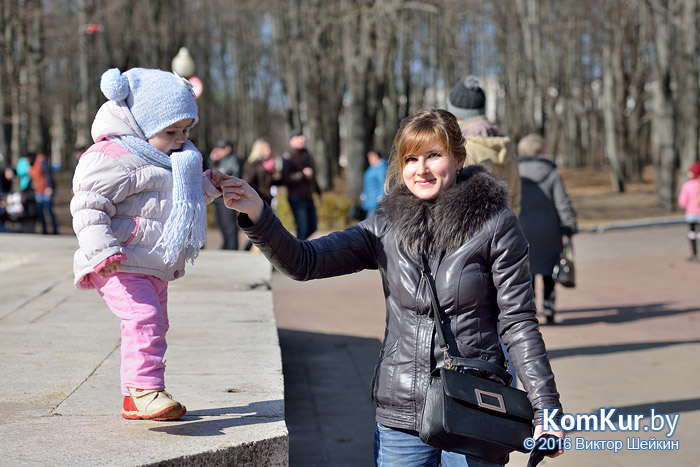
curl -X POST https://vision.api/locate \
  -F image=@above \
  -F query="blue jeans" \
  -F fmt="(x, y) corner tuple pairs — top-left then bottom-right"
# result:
(214, 198), (239, 250)
(374, 423), (504, 467)
(35, 192), (57, 234)
(288, 197), (317, 240)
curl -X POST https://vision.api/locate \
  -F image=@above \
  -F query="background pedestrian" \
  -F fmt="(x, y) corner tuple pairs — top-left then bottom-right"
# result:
(677, 161), (700, 261)
(361, 150), (387, 219)
(447, 75), (521, 216)
(281, 129), (321, 240)
(517, 133), (578, 324)
(209, 139), (243, 250)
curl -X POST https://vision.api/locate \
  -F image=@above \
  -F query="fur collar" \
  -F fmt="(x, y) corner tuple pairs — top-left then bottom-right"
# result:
(377, 165), (507, 261)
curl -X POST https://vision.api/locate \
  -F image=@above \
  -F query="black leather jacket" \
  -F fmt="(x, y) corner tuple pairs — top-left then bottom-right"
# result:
(239, 167), (561, 431)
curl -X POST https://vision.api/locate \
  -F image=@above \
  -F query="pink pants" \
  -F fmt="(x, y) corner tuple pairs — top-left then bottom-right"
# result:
(90, 272), (169, 396)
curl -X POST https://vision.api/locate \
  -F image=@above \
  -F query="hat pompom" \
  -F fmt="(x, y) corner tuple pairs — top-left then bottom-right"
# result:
(463, 75), (480, 90)
(100, 68), (130, 101)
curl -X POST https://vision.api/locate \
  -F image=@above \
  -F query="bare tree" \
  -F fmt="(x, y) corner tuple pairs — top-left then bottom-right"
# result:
(621, 5), (652, 182)
(0, 0), (695, 215)
(0, 0), (8, 163)
(513, 0), (542, 135)
(647, 0), (676, 210)
(76, 0), (96, 148)
(342, 0), (401, 200)
(602, 1), (626, 192)
(297, 1), (345, 191)
(678, 0), (699, 177)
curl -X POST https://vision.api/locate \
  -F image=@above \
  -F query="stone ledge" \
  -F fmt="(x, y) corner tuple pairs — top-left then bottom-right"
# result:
(0, 234), (288, 466)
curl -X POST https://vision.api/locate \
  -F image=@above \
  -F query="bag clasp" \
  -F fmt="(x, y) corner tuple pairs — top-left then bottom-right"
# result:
(475, 388), (506, 413)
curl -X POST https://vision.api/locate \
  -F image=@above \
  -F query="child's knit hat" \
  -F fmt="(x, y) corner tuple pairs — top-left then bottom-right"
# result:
(690, 161), (700, 179)
(100, 68), (198, 139)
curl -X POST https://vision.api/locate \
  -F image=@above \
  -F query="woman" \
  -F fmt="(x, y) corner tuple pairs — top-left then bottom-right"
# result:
(517, 134), (577, 324)
(242, 138), (277, 207)
(221, 110), (563, 466)
(242, 138), (278, 250)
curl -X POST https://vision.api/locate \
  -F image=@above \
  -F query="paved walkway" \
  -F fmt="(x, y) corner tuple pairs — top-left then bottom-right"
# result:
(273, 223), (700, 467)
(2, 223), (699, 466)
(0, 234), (287, 466)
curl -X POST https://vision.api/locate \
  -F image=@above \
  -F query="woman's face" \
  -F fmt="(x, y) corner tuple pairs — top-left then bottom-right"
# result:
(401, 142), (457, 200)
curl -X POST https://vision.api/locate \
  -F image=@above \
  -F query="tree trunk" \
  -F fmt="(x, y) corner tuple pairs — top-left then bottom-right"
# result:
(561, 12), (582, 167)
(50, 104), (65, 170)
(27, 0), (43, 152)
(10, 0), (29, 161)
(76, 0), (93, 148)
(649, 0), (676, 210)
(679, 0), (699, 177)
(342, 1), (372, 202)
(602, 2), (625, 192)
(0, 0), (8, 163)
(273, 1), (303, 132)
(233, 10), (255, 159)
(623, 4), (650, 182)
(513, 0), (540, 134)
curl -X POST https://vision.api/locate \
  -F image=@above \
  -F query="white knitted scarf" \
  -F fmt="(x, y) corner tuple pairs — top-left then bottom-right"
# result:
(112, 134), (207, 265)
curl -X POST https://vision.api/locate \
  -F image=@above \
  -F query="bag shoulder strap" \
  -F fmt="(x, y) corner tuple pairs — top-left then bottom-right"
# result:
(420, 257), (512, 385)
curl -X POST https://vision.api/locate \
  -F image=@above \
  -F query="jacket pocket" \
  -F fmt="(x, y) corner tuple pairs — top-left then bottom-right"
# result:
(371, 337), (399, 405)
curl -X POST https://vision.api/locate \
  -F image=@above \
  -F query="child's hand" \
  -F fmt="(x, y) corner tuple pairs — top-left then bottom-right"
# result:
(210, 170), (226, 190)
(220, 177), (264, 222)
(99, 260), (122, 279)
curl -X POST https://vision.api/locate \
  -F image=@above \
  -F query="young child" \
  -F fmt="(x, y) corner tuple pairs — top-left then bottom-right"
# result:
(678, 161), (700, 262)
(71, 68), (222, 420)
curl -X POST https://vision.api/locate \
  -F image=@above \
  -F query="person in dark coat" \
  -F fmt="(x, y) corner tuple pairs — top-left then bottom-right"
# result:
(281, 129), (321, 240)
(219, 110), (564, 466)
(517, 134), (577, 324)
(209, 139), (243, 250)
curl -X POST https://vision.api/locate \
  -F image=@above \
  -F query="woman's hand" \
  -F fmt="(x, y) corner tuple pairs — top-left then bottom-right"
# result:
(533, 424), (565, 458)
(220, 176), (264, 222)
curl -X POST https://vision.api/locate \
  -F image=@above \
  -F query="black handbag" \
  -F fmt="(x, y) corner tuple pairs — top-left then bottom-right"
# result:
(418, 259), (534, 464)
(552, 235), (575, 288)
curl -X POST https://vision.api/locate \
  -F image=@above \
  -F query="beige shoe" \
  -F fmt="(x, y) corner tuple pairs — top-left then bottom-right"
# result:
(122, 388), (186, 421)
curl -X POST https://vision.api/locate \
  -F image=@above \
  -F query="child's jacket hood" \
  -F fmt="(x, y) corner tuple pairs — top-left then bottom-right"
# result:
(91, 100), (146, 143)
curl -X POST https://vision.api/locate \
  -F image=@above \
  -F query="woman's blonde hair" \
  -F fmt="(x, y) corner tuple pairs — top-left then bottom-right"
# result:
(385, 109), (466, 192)
(247, 138), (270, 163)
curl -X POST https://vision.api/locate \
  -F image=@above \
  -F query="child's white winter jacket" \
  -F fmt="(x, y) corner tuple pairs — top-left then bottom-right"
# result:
(71, 140), (221, 289)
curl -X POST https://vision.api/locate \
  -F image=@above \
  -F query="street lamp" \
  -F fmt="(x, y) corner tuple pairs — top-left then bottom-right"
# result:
(172, 47), (203, 99)
(171, 47), (195, 78)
